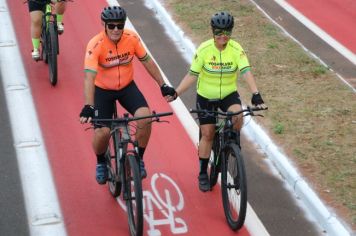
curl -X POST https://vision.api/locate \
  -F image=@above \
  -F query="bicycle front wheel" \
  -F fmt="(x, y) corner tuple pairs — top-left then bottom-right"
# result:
(47, 22), (58, 86)
(123, 155), (143, 236)
(106, 131), (121, 197)
(221, 143), (247, 231)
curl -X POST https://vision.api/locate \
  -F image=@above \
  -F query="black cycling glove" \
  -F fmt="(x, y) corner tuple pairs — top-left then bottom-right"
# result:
(79, 105), (95, 119)
(251, 92), (264, 106)
(160, 84), (177, 98)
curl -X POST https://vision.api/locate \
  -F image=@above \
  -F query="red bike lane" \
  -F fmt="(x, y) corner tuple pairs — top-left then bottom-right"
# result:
(287, 0), (356, 53)
(8, 0), (252, 235)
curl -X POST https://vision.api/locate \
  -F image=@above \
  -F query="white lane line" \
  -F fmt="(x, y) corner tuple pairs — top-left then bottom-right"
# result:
(274, 0), (356, 66)
(0, 1), (67, 236)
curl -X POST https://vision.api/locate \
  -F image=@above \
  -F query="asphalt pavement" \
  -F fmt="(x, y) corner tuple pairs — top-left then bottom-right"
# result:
(1, 0), (354, 235)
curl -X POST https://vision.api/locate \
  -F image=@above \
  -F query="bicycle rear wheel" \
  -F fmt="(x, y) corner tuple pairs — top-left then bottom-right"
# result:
(47, 22), (58, 86)
(221, 143), (247, 231)
(106, 131), (121, 197)
(123, 154), (143, 236)
(209, 132), (221, 188)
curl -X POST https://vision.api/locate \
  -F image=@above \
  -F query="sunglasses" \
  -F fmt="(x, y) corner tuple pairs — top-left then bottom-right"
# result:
(213, 29), (232, 36)
(106, 23), (124, 30)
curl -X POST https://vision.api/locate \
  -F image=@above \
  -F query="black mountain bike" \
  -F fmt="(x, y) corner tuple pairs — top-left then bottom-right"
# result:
(191, 100), (266, 231)
(26, 0), (70, 85)
(93, 104), (173, 236)
(40, 0), (60, 86)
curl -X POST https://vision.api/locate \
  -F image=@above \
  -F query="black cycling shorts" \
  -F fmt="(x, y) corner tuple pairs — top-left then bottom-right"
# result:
(28, 0), (46, 12)
(196, 91), (241, 125)
(94, 81), (149, 128)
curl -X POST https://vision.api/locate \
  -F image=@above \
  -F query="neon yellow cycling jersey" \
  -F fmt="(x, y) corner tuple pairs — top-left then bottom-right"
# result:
(190, 39), (251, 99)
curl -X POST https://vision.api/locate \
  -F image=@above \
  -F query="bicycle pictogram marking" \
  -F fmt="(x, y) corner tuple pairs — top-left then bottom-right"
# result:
(118, 173), (188, 235)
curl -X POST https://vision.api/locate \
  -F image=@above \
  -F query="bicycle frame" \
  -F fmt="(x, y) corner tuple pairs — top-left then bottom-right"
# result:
(204, 101), (241, 168)
(109, 106), (173, 168)
(44, 2), (56, 28)
(94, 105), (173, 185)
(111, 112), (141, 186)
(194, 105), (265, 151)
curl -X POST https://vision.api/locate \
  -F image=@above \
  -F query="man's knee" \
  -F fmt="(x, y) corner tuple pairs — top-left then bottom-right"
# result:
(92, 128), (110, 152)
(94, 127), (110, 139)
(134, 107), (151, 130)
(134, 106), (150, 117)
(201, 131), (214, 142)
(30, 12), (42, 26)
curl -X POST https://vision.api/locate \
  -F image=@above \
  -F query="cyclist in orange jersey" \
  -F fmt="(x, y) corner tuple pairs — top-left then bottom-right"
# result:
(79, 6), (176, 184)
(28, 0), (67, 60)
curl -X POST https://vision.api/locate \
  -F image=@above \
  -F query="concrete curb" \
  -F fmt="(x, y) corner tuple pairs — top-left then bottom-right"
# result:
(145, 0), (351, 235)
(0, 1), (67, 235)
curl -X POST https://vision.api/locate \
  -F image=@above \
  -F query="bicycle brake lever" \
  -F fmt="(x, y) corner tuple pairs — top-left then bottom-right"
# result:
(84, 126), (94, 131)
(147, 117), (159, 124)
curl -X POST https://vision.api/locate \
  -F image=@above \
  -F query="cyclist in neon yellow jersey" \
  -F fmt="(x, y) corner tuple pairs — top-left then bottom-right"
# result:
(172, 11), (267, 192)
(28, 0), (67, 60)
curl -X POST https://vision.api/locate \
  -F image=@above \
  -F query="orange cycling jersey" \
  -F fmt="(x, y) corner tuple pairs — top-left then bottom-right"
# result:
(84, 29), (149, 90)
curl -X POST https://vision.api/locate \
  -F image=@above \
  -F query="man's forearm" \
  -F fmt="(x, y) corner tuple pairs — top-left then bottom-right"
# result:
(84, 73), (95, 105)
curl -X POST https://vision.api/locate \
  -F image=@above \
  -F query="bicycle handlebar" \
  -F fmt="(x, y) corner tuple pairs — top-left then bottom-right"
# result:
(190, 106), (267, 118)
(92, 111), (173, 125)
(24, 0), (73, 4)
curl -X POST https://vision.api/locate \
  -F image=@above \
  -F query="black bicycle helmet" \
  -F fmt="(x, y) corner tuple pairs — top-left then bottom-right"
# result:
(101, 6), (127, 23)
(210, 11), (234, 30)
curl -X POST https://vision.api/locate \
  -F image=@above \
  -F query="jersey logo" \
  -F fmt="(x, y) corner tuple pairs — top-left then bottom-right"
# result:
(207, 61), (234, 71)
(85, 50), (93, 59)
(105, 52), (131, 62)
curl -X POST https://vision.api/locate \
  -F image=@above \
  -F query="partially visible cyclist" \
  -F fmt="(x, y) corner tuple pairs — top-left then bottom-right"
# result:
(170, 11), (267, 192)
(79, 6), (176, 185)
(27, 0), (67, 60)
